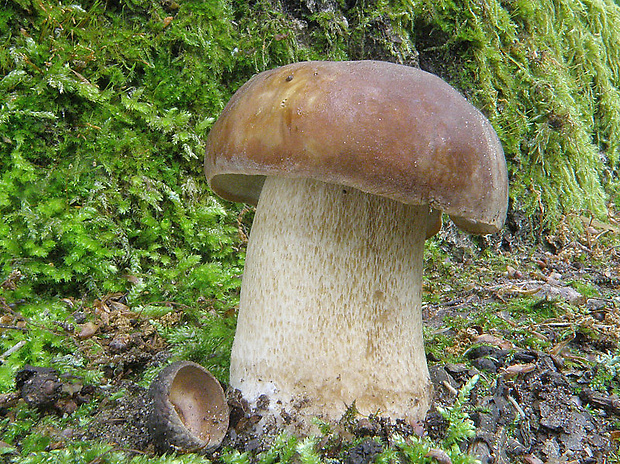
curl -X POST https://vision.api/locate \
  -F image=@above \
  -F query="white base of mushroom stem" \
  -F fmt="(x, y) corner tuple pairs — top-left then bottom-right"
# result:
(230, 176), (432, 430)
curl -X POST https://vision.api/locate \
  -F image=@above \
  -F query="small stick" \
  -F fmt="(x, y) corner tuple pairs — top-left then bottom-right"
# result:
(507, 395), (526, 419)
(0, 340), (27, 363)
(442, 380), (458, 396)
(0, 324), (27, 331)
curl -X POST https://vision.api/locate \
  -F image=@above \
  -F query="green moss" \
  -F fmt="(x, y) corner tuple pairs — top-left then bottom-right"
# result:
(0, 0), (247, 302)
(404, 0), (620, 228)
(505, 294), (559, 319)
(569, 280), (600, 298)
(5, 0), (620, 301)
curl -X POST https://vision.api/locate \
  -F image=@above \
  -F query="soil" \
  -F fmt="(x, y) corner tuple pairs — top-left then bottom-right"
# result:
(3, 220), (620, 463)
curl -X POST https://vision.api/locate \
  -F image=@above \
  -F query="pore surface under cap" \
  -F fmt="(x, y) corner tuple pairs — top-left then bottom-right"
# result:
(205, 60), (508, 234)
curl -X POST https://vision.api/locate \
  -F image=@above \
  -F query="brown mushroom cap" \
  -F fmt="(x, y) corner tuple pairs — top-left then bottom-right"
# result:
(205, 60), (508, 234)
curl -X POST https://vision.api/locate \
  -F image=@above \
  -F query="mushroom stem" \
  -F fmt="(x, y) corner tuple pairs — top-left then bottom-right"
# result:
(230, 176), (432, 426)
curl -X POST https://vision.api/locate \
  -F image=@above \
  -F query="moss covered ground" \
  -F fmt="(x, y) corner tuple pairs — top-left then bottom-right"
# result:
(3, 0), (620, 462)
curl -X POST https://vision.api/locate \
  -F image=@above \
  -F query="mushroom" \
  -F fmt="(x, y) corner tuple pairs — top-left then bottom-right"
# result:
(204, 60), (508, 428)
(148, 361), (229, 452)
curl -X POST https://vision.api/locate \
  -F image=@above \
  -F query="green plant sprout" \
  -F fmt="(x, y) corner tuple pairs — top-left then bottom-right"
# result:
(592, 352), (620, 395)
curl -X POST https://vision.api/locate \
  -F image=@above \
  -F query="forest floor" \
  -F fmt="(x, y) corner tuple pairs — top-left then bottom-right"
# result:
(2, 216), (620, 463)
(421, 217), (620, 463)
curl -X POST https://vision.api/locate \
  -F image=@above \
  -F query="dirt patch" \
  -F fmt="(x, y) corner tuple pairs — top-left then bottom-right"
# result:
(76, 380), (155, 452)
(431, 354), (613, 463)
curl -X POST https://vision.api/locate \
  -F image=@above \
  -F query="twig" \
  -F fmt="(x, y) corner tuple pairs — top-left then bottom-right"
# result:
(507, 395), (526, 419)
(70, 68), (97, 87)
(0, 340), (27, 363)
(0, 296), (18, 315)
(147, 301), (191, 310)
(0, 324), (27, 331)
(442, 380), (458, 396)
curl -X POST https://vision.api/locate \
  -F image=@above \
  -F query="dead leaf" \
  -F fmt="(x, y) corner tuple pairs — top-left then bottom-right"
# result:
(501, 363), (536, 378)
(506, 265), (523, 279)
(550, 335), (575, 356)
(77, 322), (98, 339)
(474, 333), (513, 350)
(523, 455), (544, 464)
(425, 448), (452, 464)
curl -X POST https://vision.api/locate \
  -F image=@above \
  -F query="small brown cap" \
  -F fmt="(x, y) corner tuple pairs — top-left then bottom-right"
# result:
(205, 60), (508, 234)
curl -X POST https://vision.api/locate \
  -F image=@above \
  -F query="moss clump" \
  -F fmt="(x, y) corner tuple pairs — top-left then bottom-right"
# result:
(5, 0), (620, 301)
(398, 0), (620, 229)
(0, 0), (310, 302)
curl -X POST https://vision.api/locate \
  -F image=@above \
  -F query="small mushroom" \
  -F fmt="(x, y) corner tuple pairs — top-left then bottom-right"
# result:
(205, 60), (508, 426)
(148, 361), (229, 452)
